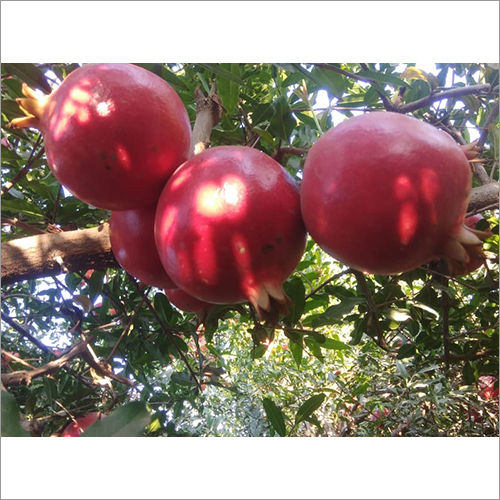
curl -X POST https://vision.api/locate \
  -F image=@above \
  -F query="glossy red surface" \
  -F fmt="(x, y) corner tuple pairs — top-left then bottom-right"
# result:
(165, 288), (214, 314)
(301, 112), (472, 274)
(155, 146), (306, 305)
(41, 64), (192, 209)
(61, 412), (100, 437)
(110, 205), (176, 289)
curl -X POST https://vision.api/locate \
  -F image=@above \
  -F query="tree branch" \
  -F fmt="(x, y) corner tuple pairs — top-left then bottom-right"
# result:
(397, 84), (491, 114)
(1, 223), (117, 285)
(1, 338), (93, 386)
(467, 182), (499, 214)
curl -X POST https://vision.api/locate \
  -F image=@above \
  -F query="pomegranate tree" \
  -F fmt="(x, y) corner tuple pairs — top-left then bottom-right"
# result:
(301, 111), (484, 275)
(155, 146), (306, 317)
(8, 64), (192, 210)
(110, 206), (176, 289)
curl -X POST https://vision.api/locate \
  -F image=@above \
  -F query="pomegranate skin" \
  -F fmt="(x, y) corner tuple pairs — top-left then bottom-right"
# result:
(301, 112), (472, 275)
(110, 206), (176, 289)
(155, 146), (306, 313)
(34, 64), (192, 209)
(165, 288), (214, 315)
(61, 412), (100, 437)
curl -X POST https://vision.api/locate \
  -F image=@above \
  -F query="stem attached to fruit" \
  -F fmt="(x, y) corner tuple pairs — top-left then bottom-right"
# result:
(192, 83), (225, 155)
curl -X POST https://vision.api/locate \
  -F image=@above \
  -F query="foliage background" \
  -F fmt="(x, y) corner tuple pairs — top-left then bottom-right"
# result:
(1, 2), (499, 500)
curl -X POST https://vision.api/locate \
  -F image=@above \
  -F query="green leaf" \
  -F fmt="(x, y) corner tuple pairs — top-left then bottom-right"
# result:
(216, 63), (240, 115)
(269, 96), (296, 141)
(289, 339), (303, 368)
(295, 394), (326, 424)
(1, 99), (28, 120)
(395, 360), (410, 379)
(2, 63), (52, 94)
(262, 398), (287, 436)
(252, 127), (276, 149)
(304, 297), (364, 327)
(311, 66), (346, 97)
(251, 344), (267, 359)
(154, 292), (173, 323)
(81, 402), (151, 437)
(1, 198), (46, 218)
(304, 337), (324, 361)
(322, 338), (350, 350)
(1, 391), (30, 437)
(357, 69), (408, 88)
(65, 273), (83, 292)
(283, 277), (306, 326)
(196, 64), (243, 84)
(396, 343), (416, 359)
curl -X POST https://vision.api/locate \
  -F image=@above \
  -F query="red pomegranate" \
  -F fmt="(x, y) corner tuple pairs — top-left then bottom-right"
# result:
(110, 206), (176, 289)
(301, 111), (483, 275)
(478, 375), (499, 400)
(165, 288), (214, 318)
(8, 64), (192, 210)
(155, 146), (306, 317)
(61, 412), (101, 437)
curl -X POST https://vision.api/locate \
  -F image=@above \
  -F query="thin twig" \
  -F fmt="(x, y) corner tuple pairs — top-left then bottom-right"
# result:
(1, 336), (94, 386)
(397, 84), (491, 114)
(1, 217), (46, 235)
(304, 270), (350, 299)
(1, 136), (44, 197)
(1, 312), (53, 353)
(106, 295), (147, 361)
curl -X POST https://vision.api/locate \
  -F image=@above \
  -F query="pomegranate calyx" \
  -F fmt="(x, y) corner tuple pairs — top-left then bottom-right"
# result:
(7, 83), (48, 130)
(460, 142), (481, 161)
(442, 224), (490, 275)
(247, 282), (291, 320)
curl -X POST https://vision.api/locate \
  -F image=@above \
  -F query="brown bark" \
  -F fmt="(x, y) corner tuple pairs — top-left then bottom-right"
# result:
(1, 223), (117, 285)
(192, 83), (225, 154)
(467, 182), (499, 214)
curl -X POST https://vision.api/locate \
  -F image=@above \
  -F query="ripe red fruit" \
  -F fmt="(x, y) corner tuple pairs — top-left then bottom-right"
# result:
(478, 375), (499, 400)
(61, 412), (101, 437)
(155, 146), (306, 316)
(301, 111), (480, 275)
(110, 206), (176, 289)
(9, 64), (192, 210)
(165, 288), (214, 315)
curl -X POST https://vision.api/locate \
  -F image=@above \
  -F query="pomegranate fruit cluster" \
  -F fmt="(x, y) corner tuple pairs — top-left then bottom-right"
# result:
(9, 64), (307, 317)
(9, 65), (488, 320)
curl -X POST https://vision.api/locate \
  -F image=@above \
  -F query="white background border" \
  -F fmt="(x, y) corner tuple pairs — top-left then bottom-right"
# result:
(1, 1), (499, 499)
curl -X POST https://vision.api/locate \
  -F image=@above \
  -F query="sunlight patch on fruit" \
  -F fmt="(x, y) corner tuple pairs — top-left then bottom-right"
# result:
(96, 99), (115, 117)
(115, 144), (132, 170)
(50, 85), (93, 140)
(195, 177), (246, 218)
(419, 167), (440, 224)
(398, 202), (418, 245)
